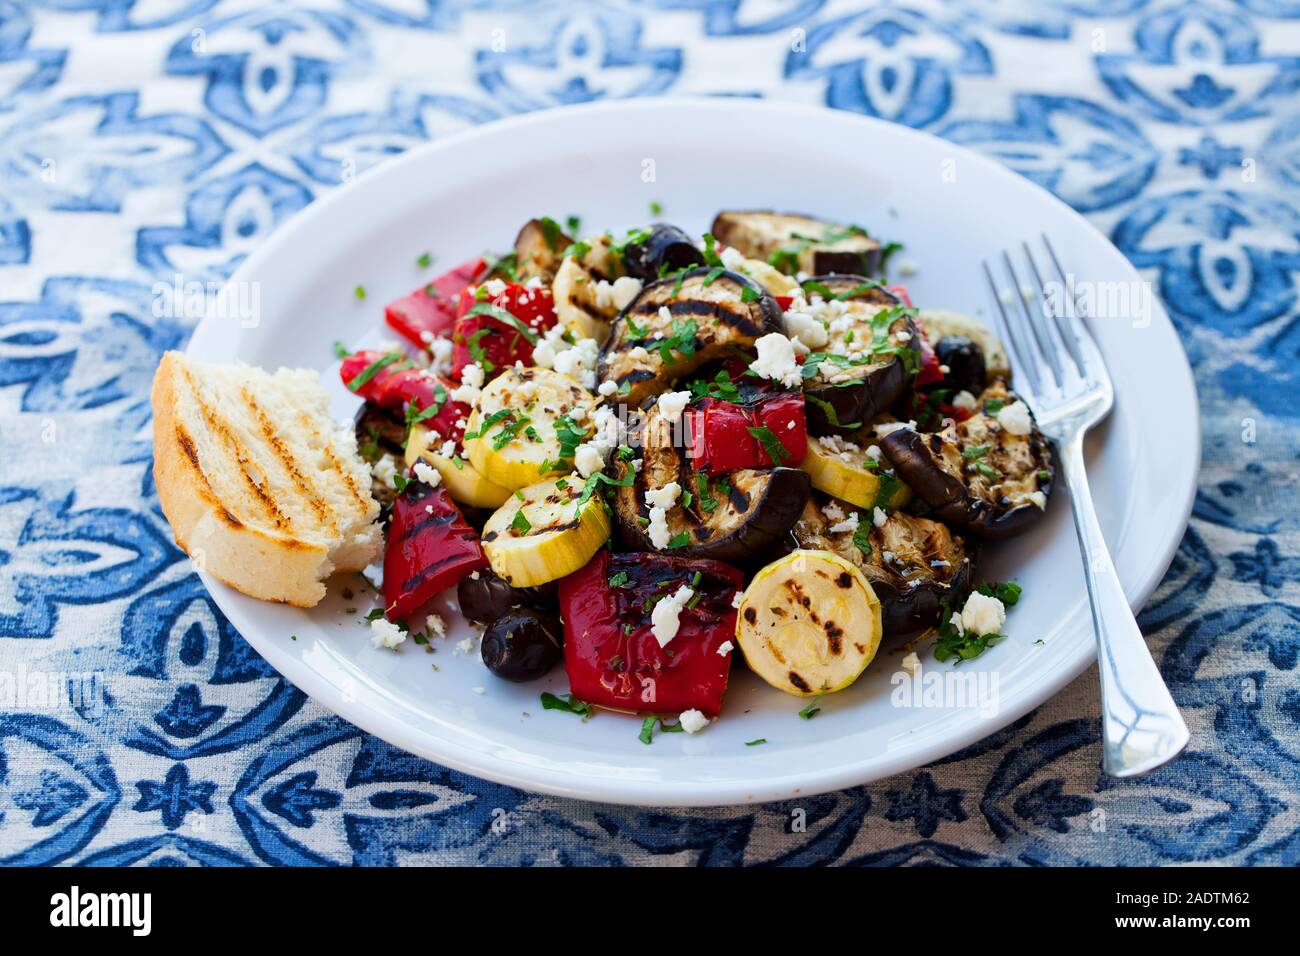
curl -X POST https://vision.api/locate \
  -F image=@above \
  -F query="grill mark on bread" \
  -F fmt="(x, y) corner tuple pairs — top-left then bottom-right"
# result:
(244, 390), (335, 533)
(182, 367), (290, 530)
(176, 425), (242, 528)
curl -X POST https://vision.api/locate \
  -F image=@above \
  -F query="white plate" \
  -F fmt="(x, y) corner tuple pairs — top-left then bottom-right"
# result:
(187, 99), (1198, 806)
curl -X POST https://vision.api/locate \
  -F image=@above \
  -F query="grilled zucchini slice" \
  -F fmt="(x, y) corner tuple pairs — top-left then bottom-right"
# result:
(800, 438), (911, 512)
(405, 424), (511, 509)
(481, 476), (611, 587)
(463, 367), (597, 491)
(598, 267), (782, 407)
(735, 549), (882, 697)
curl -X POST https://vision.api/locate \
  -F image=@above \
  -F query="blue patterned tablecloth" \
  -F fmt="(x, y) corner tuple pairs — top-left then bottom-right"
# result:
(2, 0), (1298, 867)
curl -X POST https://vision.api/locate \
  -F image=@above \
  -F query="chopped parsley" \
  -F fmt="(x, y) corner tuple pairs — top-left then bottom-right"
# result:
(747, 425), (790, 465)
(806, 394), (861, 430)
(353, 284), (366, 300)
(510, 509), (531, 534)
(346, 352), (403, 392)
(798, 697), (822, 720)
(538, 216), (564, 251)
(745, 738), (767, 747)
(608, 571), (630, 588)
(332, 340), (350, 359)
(416, 251), (433, 268)
(464, 301), (540, 345)
(540, 692), (593, 717)
(978, 581), (1022, 607)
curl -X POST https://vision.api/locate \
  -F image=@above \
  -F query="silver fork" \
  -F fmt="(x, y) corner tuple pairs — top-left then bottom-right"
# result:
(982, 236), (1189, 778)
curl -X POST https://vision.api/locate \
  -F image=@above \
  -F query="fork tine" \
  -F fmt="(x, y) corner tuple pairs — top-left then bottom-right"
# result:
(981, 260), (1042, 395)
(1002, 250), (1063, 389)
(1022, 241), (1086, 379)
(1045, 231), (1107, 382)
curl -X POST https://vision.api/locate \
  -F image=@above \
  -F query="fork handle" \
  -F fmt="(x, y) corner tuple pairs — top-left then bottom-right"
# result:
(1058, 435), (1190, 777)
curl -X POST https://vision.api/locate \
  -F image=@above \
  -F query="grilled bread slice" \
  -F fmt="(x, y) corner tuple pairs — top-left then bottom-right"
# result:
(152, 351), (382, 607)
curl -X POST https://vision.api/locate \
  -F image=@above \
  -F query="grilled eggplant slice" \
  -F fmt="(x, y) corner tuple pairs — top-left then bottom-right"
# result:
(797, 276), (920, 435)
(790, 496), (976, 637)
(598, 267), (782, 407)
(513, 218), (572, 284)
(917, 310), (1010, 383)
(623, 223), (705, 282)
(612, 404), (810, 564)
(711, 210), (881, 276)
(879, 381), (1055, 539)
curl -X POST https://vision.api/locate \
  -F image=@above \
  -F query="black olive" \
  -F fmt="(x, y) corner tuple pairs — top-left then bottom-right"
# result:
(456, 571), (556, 624)
(934, 335), (986, 396)
(623, 224), (705, 282)
(481, 609), (563, 682)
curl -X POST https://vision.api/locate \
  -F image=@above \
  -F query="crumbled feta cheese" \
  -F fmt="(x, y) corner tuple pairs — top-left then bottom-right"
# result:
(647, 506), (672, 550)
(597, 379), (618, 397)
(472, 686), (486, 695)
(372, 454), (399, 489)
(427, 336), (453, 373)
(901, 651), (921, 678)
(450, 361), (485, 404)
(960, 590), (1006, 637)
(997, 400), (1033, 436)
(651, 585), (695, 646)
(894, 329), (911, 342)
(866, 443), (881, 461)
(627, 346), (650, 361)
(574, 443), (605, 478)
(413, 460), (441, 487)
(426, 613), (447, 638)
(594, 276), (643, 312)
(656, 390), (691, 425)
(951, 390), (978, 413)
(821, 500), (846, 523)
(828, 512), (860, 535)
(717, 640), (734, 656)
(719, 245), (747, 270)
(370, 618), (406, 650)
(645, 481), (681, 510)
(437, 440), (457, 458)
(551, 336), (600, 389)
(882, 550), (895, 564)
(750, 333), (803, 389)
(873, 507), (887, 528)
(678, 708), (710, 734)
(456, 637), (475, 654)
(898, 259), (920, 277)
(783, 310), (829, 349)
(731, 591), (743, 609)
(657, 305), (673, 325)
(481, 278), (507, 297)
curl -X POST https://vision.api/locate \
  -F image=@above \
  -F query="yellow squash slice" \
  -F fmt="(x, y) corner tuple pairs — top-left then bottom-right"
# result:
(405, 424), (511, 509)
(735, 549), (882, 697)
(463, 367), (596, 491)
(800, 441), (912, 512)
(481, 476), (611, 587)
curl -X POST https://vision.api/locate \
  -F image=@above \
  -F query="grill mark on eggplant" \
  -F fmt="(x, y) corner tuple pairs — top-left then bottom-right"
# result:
(788, 671), (811, 693)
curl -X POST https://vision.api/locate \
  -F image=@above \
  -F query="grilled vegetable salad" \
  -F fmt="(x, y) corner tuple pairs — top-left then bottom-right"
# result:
(340, 210), (1054, 738)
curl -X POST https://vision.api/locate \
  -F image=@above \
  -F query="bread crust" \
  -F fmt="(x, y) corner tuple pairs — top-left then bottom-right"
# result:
(151, 352), (354, 607)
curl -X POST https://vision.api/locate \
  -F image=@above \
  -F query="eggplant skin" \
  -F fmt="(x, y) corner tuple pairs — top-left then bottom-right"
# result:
(623, 224), (705, 282)
(934, 335), (986, 396)
(611, 403), (810, 565)
(797, 277), (918, 436)
(878, 389), (1055, 540)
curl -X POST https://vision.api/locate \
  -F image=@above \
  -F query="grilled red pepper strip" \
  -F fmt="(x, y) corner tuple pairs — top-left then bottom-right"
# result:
(558, 551), (743, 717)
(384, 257), (484, 351)
(451, 281), (556, 379)
(687, 392), (807, 474)
(384, 481), (487, 623)
(340, 351), (468, 445)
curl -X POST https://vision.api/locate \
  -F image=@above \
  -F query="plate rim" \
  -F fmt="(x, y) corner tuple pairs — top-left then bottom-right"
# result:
(188, 97), (1200, 806)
